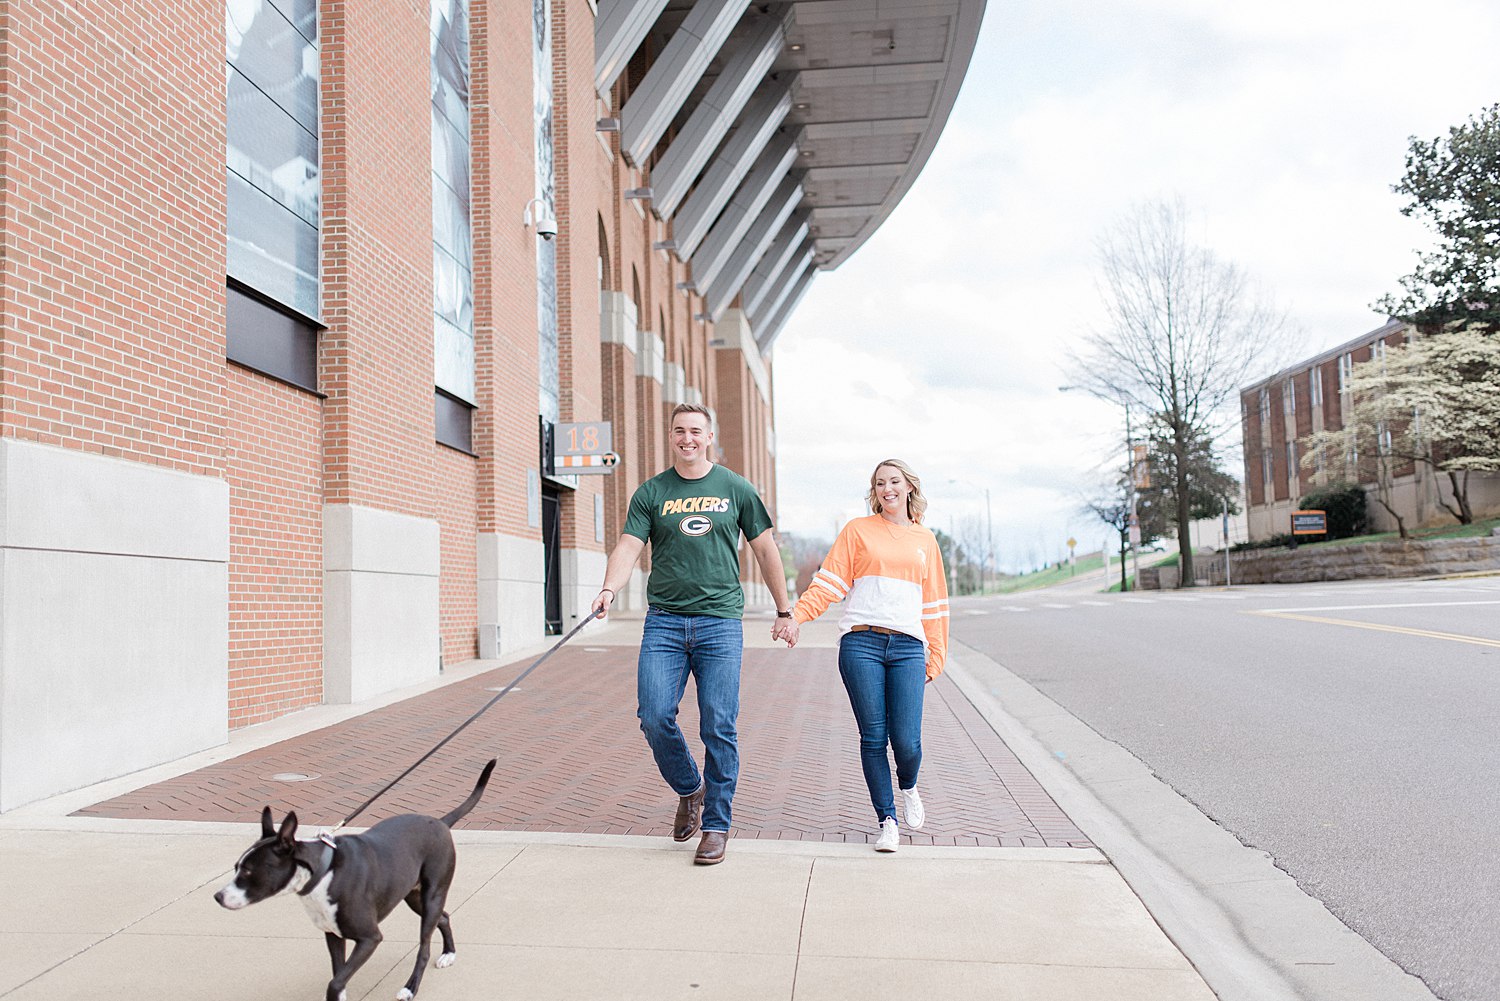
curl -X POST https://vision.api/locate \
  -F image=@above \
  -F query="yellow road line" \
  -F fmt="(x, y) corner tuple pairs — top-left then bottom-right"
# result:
(1247, 610), (1500, 649)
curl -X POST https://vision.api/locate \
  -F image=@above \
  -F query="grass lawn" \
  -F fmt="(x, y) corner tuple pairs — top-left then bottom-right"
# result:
(992, 553), (1108, 594)
(1248, 515), (1500, 552)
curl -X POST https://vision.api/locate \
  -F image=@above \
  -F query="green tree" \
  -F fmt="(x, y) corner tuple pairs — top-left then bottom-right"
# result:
(1376, 104), (1500, 329)
(1133, 416), (1241, 543)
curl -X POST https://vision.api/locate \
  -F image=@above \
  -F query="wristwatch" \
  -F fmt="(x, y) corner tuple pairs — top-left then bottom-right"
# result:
(776, 609), (793, 618)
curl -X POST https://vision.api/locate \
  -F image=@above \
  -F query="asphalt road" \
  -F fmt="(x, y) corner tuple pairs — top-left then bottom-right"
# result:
(952, 574), (1500, 1001)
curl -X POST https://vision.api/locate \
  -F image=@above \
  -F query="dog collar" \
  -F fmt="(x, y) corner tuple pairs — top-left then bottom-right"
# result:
(297, 840), (336, 895)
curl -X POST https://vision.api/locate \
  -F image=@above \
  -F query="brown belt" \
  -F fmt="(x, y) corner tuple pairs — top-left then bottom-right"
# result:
(849, 625), (902, 635)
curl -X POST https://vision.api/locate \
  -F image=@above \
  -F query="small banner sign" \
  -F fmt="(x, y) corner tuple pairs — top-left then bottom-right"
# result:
(1291, 509), (1327, 536)
(553, 421), (616, 476)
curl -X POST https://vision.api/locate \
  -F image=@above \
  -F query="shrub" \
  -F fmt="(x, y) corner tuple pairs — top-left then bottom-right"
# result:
(1297, 482), (1368, 540)
(1232, 533), (1294, 552)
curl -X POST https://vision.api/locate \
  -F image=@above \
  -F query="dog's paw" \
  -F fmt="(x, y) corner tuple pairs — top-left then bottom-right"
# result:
(396, 990), (414, 1001)
(436, 952), (456, 969)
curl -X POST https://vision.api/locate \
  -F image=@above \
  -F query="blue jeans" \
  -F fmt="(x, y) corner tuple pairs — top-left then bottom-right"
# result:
(838, 629), (926, 823)
(637, 609), (744, 833)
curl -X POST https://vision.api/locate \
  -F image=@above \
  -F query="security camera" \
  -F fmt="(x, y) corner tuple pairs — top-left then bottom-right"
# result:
(535, 214), (558, 240)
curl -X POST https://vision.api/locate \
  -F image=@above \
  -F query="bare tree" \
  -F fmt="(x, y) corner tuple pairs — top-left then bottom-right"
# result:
(1082, 485), (1131, 592)
(1069, 199), (1289, 586)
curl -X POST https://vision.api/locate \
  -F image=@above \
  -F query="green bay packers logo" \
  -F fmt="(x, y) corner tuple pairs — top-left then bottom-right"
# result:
(679, 515), (714, 536)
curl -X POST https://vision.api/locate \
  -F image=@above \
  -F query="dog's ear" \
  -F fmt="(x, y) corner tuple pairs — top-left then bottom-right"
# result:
(276, 811), (299, 847)
(261, 806), (276, 839)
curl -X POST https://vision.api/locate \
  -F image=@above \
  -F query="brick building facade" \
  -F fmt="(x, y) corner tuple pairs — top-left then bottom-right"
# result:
(1240, 319), (1500, 541)
(0, 1), (981, 809)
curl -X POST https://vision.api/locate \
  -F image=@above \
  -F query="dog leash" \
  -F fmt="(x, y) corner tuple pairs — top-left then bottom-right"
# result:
(322, 607), (603, 842)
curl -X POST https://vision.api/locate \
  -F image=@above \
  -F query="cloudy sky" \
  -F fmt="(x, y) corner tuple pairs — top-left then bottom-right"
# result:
(769, 0), (1499, 570)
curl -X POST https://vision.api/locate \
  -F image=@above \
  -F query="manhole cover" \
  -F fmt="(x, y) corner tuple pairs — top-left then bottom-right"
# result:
(269, 772), (320, 783)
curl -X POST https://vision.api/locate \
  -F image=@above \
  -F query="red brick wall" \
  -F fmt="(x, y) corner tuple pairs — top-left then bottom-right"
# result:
(471, 0), (543, 540)
(226, 367), (323, 726)
(435, 445), (478, 663)
(553, 0), (605, 548)
(320, 0), (436, 517)
(0, 2), (226, 476)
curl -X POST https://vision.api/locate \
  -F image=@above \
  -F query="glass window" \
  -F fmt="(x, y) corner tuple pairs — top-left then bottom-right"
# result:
(226, 0), (320, 387)
(432, 0), (475, 416)
(1310, 365), (1322, 407)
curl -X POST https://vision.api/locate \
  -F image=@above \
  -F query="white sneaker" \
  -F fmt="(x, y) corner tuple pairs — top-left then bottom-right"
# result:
(901, 787), (925, 830)
(875, 817), (899, 852)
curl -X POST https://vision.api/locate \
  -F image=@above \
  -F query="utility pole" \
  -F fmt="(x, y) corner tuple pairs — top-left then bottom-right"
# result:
(1126, 403), (1140, 591)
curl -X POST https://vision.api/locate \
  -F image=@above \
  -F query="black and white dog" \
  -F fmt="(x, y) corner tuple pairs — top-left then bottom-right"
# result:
(215, 759), (496, 1001)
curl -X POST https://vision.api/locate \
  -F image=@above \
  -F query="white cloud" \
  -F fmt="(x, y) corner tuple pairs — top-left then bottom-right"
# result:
(771, 0), (1500, 571)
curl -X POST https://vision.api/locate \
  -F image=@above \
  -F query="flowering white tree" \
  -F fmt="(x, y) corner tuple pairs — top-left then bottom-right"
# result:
(1303, 328), (1500, 529)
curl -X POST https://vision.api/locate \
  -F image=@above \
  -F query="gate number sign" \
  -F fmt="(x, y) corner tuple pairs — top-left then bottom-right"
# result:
(554, 421), (617, 475)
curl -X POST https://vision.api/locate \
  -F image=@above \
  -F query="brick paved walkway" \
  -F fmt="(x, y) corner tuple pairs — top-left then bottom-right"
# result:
(80, 631), (1090, 848)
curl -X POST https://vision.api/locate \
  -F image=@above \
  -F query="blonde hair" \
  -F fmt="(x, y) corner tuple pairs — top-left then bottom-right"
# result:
(867, 458), (928, 524)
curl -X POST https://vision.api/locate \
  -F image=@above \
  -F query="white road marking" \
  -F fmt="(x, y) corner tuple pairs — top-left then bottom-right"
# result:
(1260, 599), (1500, 613)
(1040, 603), (1072, 609)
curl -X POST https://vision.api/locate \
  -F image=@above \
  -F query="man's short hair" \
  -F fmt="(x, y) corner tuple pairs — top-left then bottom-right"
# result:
(670, 403), (712, 424)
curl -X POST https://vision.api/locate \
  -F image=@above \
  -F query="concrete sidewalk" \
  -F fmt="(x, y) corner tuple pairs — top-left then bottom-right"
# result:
(0, 614), (1217, 1001)
(0, 823), (1213, 1001)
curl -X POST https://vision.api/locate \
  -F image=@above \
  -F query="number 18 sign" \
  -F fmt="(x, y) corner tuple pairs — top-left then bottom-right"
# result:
(554, 421), (618, 474)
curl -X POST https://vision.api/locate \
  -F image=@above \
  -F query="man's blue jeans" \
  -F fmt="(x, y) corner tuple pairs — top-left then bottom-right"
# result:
(637, 609), (744, 833)
(837, 629), (926, 823)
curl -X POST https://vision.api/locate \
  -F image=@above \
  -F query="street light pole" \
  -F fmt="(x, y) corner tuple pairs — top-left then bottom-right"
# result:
(1126, 402), (1140, 591)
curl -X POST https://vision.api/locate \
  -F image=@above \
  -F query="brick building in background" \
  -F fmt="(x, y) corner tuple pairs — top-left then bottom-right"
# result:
(1240, 319), (1500, 541)
(0, 1), (981, 810)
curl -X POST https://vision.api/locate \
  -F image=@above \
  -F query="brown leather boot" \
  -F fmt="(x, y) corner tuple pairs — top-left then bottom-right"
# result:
(673, 784), (705, 842)
(694, 830), (728, 865)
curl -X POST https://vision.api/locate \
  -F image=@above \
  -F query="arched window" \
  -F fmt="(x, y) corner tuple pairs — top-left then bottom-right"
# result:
(597, 214), (611, 290)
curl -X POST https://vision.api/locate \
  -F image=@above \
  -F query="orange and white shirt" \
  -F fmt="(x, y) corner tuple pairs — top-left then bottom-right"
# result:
(793, 514), (950, 680)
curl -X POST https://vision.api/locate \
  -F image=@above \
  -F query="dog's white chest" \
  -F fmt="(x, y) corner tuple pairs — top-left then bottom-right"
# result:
(299, 872), (340, 935)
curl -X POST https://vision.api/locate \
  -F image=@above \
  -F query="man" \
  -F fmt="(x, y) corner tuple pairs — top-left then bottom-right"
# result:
(592, 404), (795, 865)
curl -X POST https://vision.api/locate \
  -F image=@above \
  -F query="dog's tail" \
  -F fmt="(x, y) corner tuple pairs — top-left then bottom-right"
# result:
(442, 759), (497, 827)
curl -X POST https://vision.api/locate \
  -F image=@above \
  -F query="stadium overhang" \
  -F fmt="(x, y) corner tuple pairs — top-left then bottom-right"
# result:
(597, 0), (986, 349)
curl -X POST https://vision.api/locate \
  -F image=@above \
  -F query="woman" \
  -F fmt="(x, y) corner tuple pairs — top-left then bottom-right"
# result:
(792, 459), (949, 852)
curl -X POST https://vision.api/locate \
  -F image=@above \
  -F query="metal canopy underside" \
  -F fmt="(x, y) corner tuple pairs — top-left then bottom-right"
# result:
(602, 0), (985, 345)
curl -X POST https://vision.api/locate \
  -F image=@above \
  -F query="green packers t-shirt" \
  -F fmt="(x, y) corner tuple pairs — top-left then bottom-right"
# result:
(623, 464), (774, 618)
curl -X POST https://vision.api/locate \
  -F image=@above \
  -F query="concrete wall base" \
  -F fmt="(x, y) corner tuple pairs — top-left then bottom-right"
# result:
(0, 441), (229, 811)
(478, 532), (545, 658)
(323, 505), (440, 702)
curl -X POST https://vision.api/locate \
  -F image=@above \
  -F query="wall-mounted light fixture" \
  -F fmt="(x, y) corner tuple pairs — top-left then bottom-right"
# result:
(676, 280), (696, 292)
(624, 187), (653, 201)
(595, 117), (620, 132)
(522, 197), (557, 240)
(653, 239), (677, 251)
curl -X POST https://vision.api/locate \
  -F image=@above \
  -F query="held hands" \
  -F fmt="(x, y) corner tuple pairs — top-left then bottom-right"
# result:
(772, 615), (800, 648)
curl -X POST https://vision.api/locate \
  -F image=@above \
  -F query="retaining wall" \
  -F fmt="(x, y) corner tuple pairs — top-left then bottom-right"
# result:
(1141, 535), (1500, 588)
